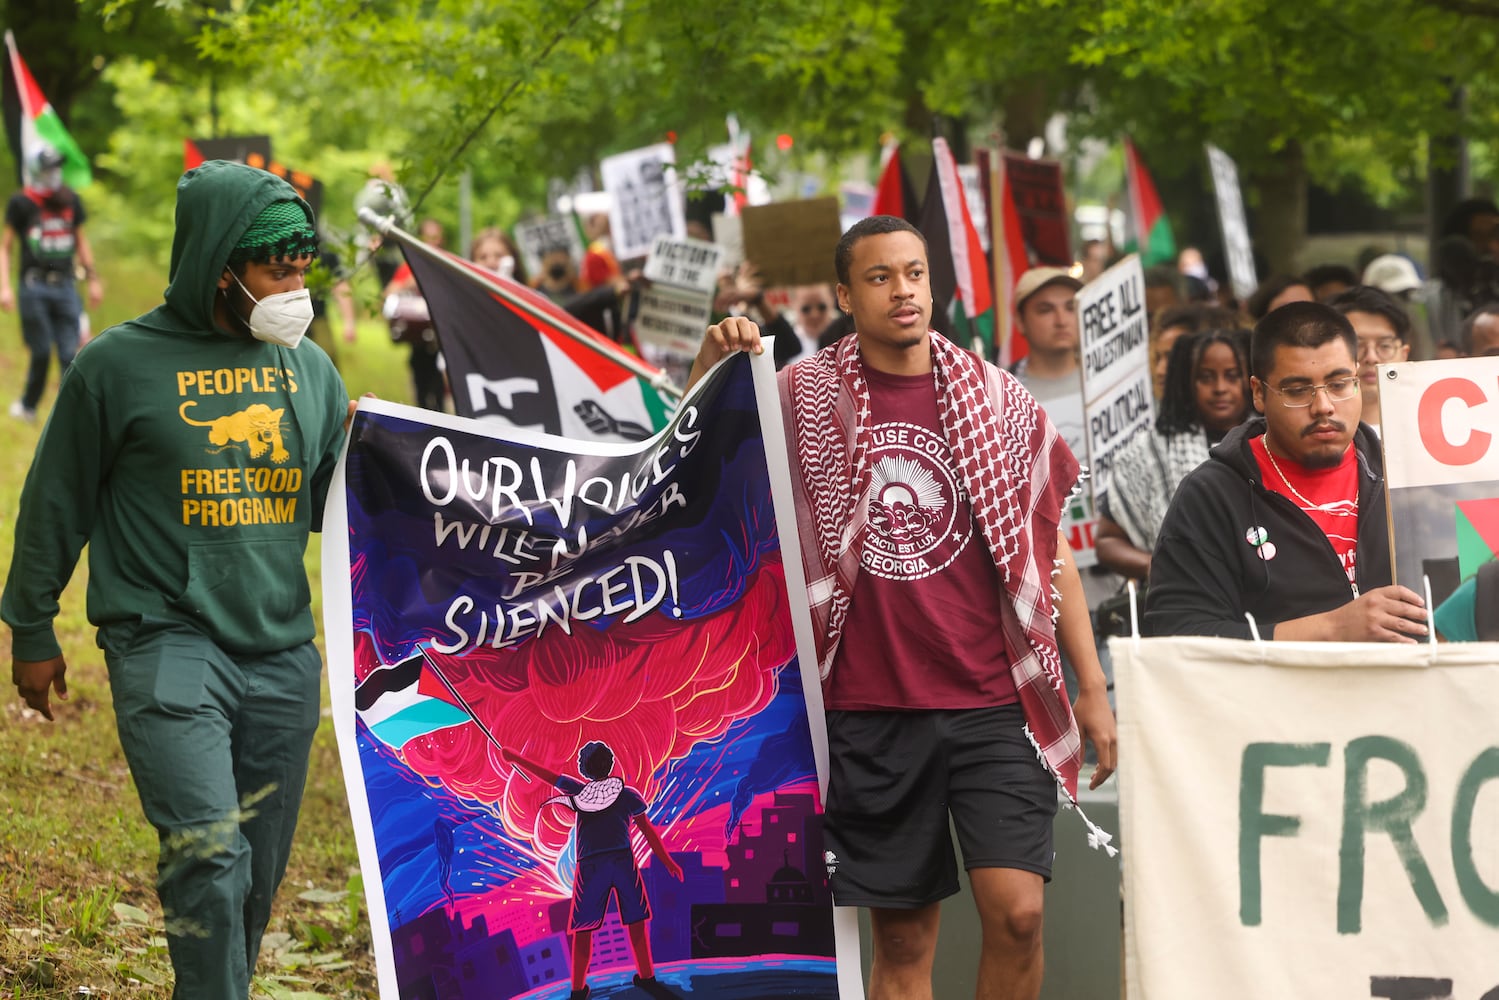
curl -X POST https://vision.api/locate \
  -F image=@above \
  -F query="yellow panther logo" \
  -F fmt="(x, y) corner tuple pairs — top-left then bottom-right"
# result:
(179, 401), (290, 464)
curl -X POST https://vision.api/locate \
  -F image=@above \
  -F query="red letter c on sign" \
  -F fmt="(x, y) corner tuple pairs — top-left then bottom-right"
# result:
(1417, 377), (1491, 466)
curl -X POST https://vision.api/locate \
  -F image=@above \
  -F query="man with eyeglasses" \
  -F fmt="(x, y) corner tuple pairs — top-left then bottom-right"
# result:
(1144, 301), (1428, 642)
(1328, 285), (1411, 436)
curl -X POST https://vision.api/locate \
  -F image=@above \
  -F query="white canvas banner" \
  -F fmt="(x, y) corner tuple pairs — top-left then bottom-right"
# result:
(1114, 635), (1499, 1000)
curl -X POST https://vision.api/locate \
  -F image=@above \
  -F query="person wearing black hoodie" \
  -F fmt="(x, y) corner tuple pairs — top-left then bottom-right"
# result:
(3, 160), (350, 998)
(1144, 302), (1428, 642)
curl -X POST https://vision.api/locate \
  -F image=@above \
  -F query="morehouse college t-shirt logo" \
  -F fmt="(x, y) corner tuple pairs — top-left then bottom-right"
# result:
(861, 420), (969, 581)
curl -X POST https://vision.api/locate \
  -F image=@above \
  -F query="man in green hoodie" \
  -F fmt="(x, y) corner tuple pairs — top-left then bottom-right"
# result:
(2, 161), (350, 999)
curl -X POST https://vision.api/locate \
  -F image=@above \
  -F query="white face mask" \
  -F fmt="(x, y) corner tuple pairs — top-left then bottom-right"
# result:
(230, 270), (314, 348)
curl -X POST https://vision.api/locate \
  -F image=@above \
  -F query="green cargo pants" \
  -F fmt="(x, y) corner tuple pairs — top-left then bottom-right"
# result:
(102, 621), (322, 999)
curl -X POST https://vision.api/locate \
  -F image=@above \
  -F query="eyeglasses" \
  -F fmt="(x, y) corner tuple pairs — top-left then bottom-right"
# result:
(1265, 378), (1360, 407)
(1358, 337), (1402, 360)
(800, 303), (830, 315)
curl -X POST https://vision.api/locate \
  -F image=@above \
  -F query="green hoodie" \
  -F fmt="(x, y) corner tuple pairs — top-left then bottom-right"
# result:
(2, 161), (348, 660)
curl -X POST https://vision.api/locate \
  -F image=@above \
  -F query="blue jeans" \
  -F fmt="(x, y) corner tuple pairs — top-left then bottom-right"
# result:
(17, 276), (81, 409)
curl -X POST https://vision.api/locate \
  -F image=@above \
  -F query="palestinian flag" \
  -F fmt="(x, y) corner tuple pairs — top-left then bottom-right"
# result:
(979, 148), (1032, 368)
(395, 235), (676, 442)
(1123, 137), (1174, 267)
(1455, 497), (1499, 579)
(4, 31), (90, 189)
(872, 140), (919, 222)
(918, 137), (994, 357)
(355, 651), (470, 751)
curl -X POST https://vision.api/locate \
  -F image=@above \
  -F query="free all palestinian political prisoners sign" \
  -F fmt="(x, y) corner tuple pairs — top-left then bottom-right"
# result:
(1077, 254), (1153, 502)
(1114, 636), (1499, 1000)
(323, 352), (861, 999)
(1377, 357), (1499, 610)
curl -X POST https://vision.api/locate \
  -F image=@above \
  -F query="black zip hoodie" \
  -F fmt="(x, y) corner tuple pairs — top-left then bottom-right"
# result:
(1142, 416), (1391, 640)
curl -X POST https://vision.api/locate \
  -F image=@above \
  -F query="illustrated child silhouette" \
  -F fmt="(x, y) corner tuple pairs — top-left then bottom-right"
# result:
(503, 740), (683, 1000)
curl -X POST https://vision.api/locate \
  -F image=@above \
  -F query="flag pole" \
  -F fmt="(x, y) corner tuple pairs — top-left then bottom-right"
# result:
(359, 208), (682, 401)
(417, 648), (532, 783)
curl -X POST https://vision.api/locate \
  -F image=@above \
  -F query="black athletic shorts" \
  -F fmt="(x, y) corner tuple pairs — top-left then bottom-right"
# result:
(822, 704), (1059, 909)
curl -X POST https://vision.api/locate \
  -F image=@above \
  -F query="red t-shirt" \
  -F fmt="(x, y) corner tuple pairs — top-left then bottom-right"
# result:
(824, 364), (1018, 711)
(1250, 435), (1359, 586)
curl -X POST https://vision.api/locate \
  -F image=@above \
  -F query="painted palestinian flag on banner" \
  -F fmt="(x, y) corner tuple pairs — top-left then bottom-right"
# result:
(4, 31), (89, 188)
(871, 141), (918, 222)
(1123, 137), (1175, 267)
(918, 137), (995, 358)
(397, 238), (676, 442)
(355, 649), (473, 751)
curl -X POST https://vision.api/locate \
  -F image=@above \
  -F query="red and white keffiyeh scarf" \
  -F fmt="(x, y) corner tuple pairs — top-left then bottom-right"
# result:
(777, 330), (1086, 797)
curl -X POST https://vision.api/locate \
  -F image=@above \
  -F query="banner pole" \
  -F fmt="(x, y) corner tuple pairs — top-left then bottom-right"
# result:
(359, 208), (683, 400)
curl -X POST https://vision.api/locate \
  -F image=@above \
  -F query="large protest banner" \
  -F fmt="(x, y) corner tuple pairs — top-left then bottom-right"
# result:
(1114, 636), (1499, 1000)
(601, 144), (686, 261)
(1205, 144), (1257, 303)
(1077, 254), (1152, 503)
(1378, 357), (1499, 609)
(324, 350), (857, 999)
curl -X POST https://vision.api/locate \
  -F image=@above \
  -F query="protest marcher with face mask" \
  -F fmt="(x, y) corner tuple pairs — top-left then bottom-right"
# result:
(686, 216), (1116, 1000)
(1144, 301), (1427, 642)
(1, 143), (104, 422)
(2, 160), (351, 999)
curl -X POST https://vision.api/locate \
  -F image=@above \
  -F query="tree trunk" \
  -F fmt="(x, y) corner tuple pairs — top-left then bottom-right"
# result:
(1001, 79), (1051, 153)
(1250, 140), (1307, 275)
(1427, 82), (1468, 258)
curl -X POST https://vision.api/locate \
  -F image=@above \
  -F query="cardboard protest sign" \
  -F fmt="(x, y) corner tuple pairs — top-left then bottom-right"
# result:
(1000, 152), (1071, 267)
(324, 352), (860, 999)
(1378, 357), (1499, 609)
(1114, 635), (1499, 1000)
(514, 216), (586, 281)
(740, 197), (841, 288)
(601, 144), (685, 261)
(1206, 144), (1257, 302)
(1077, 254), (1152, 501)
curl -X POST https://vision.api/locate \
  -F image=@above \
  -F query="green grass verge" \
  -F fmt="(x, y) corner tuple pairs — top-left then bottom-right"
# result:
(0, 248), (420, 998)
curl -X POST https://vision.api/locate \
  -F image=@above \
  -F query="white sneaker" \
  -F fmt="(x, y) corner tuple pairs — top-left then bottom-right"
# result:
(8, 400), (36, 423)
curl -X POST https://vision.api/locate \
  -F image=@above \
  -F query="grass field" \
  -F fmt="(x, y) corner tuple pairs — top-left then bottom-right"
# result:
(0, 254), (415, 998)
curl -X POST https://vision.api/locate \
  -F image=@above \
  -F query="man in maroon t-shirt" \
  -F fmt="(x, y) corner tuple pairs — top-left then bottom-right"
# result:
(688, 216), (1116, 1000)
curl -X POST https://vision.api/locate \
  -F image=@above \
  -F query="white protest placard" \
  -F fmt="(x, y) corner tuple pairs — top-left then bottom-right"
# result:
(513, 215), (584, 280)
(634, 283), (713, 357)
(711, 212), (744, 271)
(1377, 357), (1499, 606)
(1114, 635), (1499, 1000)
(601, 143), (685, 261)
(1206, 144), (1257, 303)
(1077, 254), (1152, 499)
(956, 164), (990, 252)
(642, 235), (722, 296)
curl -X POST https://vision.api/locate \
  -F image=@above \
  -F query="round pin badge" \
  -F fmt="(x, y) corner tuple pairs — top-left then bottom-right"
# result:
(1245, 526), (1268, 547)
(1257, 542), (1277, 561)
